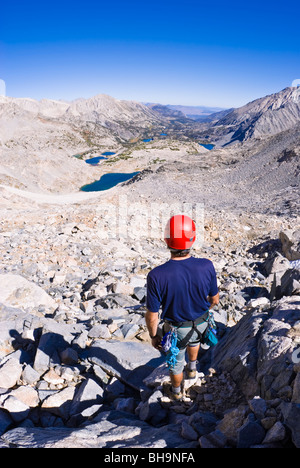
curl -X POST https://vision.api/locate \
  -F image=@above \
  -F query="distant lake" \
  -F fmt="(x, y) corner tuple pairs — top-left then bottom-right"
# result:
(143, 138), (153, 142)
(102, 151), (116, 156)
(85, 156), (107, 165)
(81, 172), (140, 192)
(199, 143), (215, 150)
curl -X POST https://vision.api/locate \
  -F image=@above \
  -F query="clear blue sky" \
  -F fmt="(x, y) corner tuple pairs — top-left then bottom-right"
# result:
(1, 0), (300, 108)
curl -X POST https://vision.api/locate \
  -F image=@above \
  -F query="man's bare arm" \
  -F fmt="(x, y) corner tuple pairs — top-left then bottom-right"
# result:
(145, 310), (159, 337)
(145, 310), (161, 349)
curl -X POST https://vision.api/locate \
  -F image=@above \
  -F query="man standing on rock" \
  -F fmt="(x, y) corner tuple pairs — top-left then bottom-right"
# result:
(146, 214), (219, 400)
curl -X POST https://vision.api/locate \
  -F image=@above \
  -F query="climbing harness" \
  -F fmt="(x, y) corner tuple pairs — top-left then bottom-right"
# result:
(161, 326), (180, 369)
(161, 310), (218, 369)
(171, 311), (210, 350)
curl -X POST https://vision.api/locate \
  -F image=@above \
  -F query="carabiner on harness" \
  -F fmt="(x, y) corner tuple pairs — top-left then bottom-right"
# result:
(161, 327), (180, 369)
(202, 311), (218, 347)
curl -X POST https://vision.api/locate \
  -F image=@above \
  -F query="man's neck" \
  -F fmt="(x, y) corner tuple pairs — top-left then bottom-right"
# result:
(170, 254), (191, 261)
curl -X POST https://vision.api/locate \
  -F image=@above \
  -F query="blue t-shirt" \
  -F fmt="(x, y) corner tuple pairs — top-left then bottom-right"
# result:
(146, 256), (218, 323)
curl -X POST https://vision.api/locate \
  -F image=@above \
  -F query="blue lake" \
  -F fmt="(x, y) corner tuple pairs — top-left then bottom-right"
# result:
(81, 172), (140, 192)
(85, 156), (107, 165)
(199, 143), (215, 150)
(143, 138), (154, 142)
(102, 151), (116, 156)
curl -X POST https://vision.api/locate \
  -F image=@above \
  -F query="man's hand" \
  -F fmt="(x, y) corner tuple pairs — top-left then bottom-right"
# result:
(208, 293), (219, 309)
(145, 310), (161, 349)
(151, 335), (162, 350)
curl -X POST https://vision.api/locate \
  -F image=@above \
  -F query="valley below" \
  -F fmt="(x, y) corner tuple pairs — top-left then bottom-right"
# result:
(0, 89), (299, 448)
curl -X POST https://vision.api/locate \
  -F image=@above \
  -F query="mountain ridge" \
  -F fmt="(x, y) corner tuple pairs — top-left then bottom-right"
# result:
(0, 94), (162, 127)
(212, 86), (300, 145)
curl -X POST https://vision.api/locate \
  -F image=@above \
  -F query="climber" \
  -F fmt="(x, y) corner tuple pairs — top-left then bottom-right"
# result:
(145, 214), (219, 400)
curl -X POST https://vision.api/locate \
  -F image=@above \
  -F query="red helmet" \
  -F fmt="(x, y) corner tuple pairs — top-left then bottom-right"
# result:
(164, 214), (196, 250)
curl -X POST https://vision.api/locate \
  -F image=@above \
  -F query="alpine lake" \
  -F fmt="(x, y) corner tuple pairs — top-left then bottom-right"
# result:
(78, 138), (213, 192)
(76, 151), (139, 192)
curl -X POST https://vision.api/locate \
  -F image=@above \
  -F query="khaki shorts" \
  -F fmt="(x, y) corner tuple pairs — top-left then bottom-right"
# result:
(163, 321), (208, 375)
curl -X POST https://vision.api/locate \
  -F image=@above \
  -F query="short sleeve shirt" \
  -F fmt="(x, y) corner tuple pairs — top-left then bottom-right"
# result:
(146, 256), (218, 323)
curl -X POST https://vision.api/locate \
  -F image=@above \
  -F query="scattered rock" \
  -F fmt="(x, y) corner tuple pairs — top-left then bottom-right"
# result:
(249, 396), (267, 420)
(280, 230), (300, 261)
(0, 354), (23, 389)
(0, 274), (57, 313)
(237, 420), (265, 448)
(263, 421), (286, 444)
(0, 208), (299, 448)
(41, 387), (76, 419)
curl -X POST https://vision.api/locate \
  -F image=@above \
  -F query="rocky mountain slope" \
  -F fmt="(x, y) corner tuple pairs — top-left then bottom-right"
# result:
(0, 86), (299, 448)
(0, 94), (167, 193)
(0, 197), (299, 448)
(122, 123), (300, 219)
(201, 86), (300, 146)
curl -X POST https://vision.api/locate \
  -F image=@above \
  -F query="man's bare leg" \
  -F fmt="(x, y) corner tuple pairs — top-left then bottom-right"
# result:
(187, 344), (201, 362)
(170, 343), (201, 390)
(170, 372), (183, 389)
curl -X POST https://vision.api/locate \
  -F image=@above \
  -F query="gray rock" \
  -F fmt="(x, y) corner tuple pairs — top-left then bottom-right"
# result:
(96, 293), (139, 309)
(67, 404), (103, 427)
(0, 354), (23, 389)
(237, 421), (265, 448)
(33, 324), (74, 373)
(138, 389), (163, 422)
(69, 378), (103, 417)
(133, 287), (146, 301)
(292, 373), (300, 403)
(280, 230), (300, 261)
(181, 421), (198, 441)
(263, 252), (291, 276)
(216, 406), (247, 445)
(190, 411), (219, 437)
(41, 387), (76, 420)
(92, 364), (110, 384)
(280, 401), (300, 448)
(10, 386), (39, 409)
(0, 409), (12, 436)
(0, 410), (187, 448)
(113, 397), (136, 414)
(60, 348), (78, 365)
(120, 323), (140, 340)
(0, 304), (30, 353)
(207, 296), (300, 403)
(249, 396), (267, 419)
(105, 377), (125, 400)
(85, 339), (162, 380)
(2, 396), (30, 423)
(199, 429), (227, 448)
(72, 330), (88, 349)
(262, 421), (286, 444)
(206, 308), (268, 398)
(280, 269), (300, 297)
(0, 274), (57, 312)
(22, 365), (41, 385)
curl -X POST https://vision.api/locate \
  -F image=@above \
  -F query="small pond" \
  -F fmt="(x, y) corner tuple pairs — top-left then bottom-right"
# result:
(81, 172), (140, 192)
(85, 156), (107, 165)
(199, 143), (215, 150)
